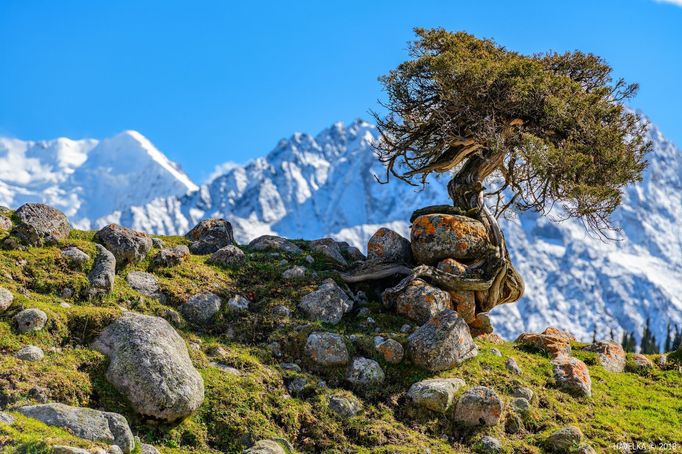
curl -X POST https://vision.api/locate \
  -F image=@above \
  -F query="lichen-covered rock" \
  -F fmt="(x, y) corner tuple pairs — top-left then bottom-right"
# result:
(181, 292), (222, 325)
(94, 224), (152, 268)
(328, 394), (362, 418)
(150, 245), (190, 269)
(515, 327), (574, 358)
(436, 258), (467, 275)
(552, 356), (592, 397)
(545, 426), (583, 453)
(0, 215), (12, 231)
(12, 203), (71, 246)
(152, 238), (165, 248)
(87, 244), (116, 297)
(282, 265), (306, 279)
(0, 412), (15, 425)
(584, 341), (626, 372)
(17, 403), (135, 452)
(186, 218), (234, 254)
(310, 238), (348, 266)
(367, 228), (412, 263)
(474, 436), (502, 454)
(244, 439), (289, 454)
(337, 241), (366, 262)
(227, 294), (250, 313)
(512, 386), (534, 402)
(298, 278), (353, 324)
(93, 313), (204, 421)
(346, 357), (384, 386)
(14, 308), (47, 333)
(249, 235), (302, 254)
(406, 378), (465, 413)
(449, 290), (476, 324)
(505, 357), (522, 375)
(207, 245), (245, 267)
(305, 331), (349, 366)
(453, 386), (503, 427)
(407, 309), (477, 371)
(631, 353), (654, 369)
(126, 271), (160, 298)
(374, 337), (404, 364)
(383, 278), (452, 325)
(61, 246), (90, 270)
(15, 345), (44, 361)
(509, 397), (530, 414)
(52, 446), (90, 454)
(0, 287), (13, 312)
(140, 444), (161, 454)
(410, 214), (489, 264)
(469, 312), (494, 336)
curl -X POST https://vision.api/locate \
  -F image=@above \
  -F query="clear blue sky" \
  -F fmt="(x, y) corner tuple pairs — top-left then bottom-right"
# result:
(1, 0), (681, 181)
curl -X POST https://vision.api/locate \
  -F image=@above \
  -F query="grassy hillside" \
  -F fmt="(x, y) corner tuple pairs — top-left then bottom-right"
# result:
(0, 228), (680, 453)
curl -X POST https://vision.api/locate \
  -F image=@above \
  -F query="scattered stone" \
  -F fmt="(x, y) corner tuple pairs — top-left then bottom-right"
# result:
(490, 348), (502, 357)
(577, 444), (597, 454)
(584, 340), (626, 372)
(244, 439), (289, 454)
(504, 413), (524, 434)
(305, 332), (349, 366)
(298, 278), (353, 325)
(546, 426), (583, 453)
(282, 265), (306, 279)
(657, 354), (667, 368)
(474, 436), (502, 454)
(346, 357), (385, 386)
(357, 307), (371, 318)
(92, 313), (205, 421)
(631, 353), (654, 369)
(152, 238), (165, 248)
(328, 394), (362, 418)
(87, 245), (116, 297)
(272, 305), (291, 317)
(227, 294), (250, 313)
(505, 357), (522, 375)
(552, 356), (592, 397)
(208, 245), (246, 267)
(94, 224), (152, 268)
(0, 412), (15, 425)
(367, 227), (412, 263)
(15, 345), (44, 361)
(0, 287), (13, 312)
(140, 444), (161, 454)
(249, 235), (302, 254)
(510, 397), (531, 414)
(453, 386), (503, 427)
(126, 271), (160, 298)
(59, 287), (74, 299)
(186, 218), (235, 254)
(269, 341), (282, 357)
(181, 292), (222, 325)
(338, 242), (366, 262)
(150, 245), (190, 269)
(310, 238), (347, 266)
(286, 377), (309, 396)
(375, 338), (404, 364)
(52, 447), (90, 454)
(14, 308), (48, 333)
(400, 323), (412, 334)
(61, 246), (90, 270)
(12, 203), (71, 246)
(384, 278), (452, 325)
(211, 363), (242, 375)
(278, 259), (288, 267)
(0, 215), (12, 231)
(407, 378), (466, 413)
(160, 308), (184, 327)
(407, 309), (478, 371)
(411, 214), (489, 264)
(515, 327), (574, 358)
(304, 255), (314, 264)
(512, 386), (534, 402)
(17, 403), (135, 452)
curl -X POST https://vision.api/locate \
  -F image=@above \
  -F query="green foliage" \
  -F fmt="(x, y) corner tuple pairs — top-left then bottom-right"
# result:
(639, 318), (660, 354)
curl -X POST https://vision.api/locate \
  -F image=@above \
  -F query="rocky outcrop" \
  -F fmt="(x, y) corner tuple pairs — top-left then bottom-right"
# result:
(310, 238), (348, 266)
(12, 203), (71, 246)
(298, 279), (353, 324)
(410, 214), (489, 264)
(367, 228), (412, 263)
(185, 218), (235, 254)
(94, 224), (152, 268)
(374, 337), (404, 364)
(93, 313), (204, 421)
(545, 426), (583, 453)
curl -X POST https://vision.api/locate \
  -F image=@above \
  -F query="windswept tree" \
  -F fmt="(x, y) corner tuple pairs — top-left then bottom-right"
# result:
(373, 29), (651, 309)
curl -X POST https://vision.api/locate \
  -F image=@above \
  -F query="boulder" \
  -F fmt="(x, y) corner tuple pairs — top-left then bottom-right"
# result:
(509, 397), (531, 414)
(181, 292), (222, 325)
(12, 203), (71, 246)
(577, 444), (597, 454)
(469, 312), (494, 336)
(449, 290), (476, 324)
(140, 444), (161, 454)
(226, 294), (250, 313)
(505, 357), (522, 375)
(410, 214), (489, 264)
(453, 386), (503, 427)
(337, 241), (366, 262)
(150, 245), (190, 269)
(282, 265), (306, 279)
(94, 224), (152, 268)
(406, 378), (466, 413)
(152, 238), (165, 248)
(244, 439), (289, 454)
(383, 278), (452, 325)
(92, 313), (205, 421)
(14, 308), (48, 333)
(0, 215), (12, 231)
(584, 341), (626, 372)
(437, 258), (468, 274)
(512, 386), (534, 402)
(407, 309), (478, 371)
(305, 331), (349, 366)
(207, 245), (246, 267)
(0, 287), (13, 312)
(126, 271), (160, 298)
(0, 412), (15, 425)
(346, 357), (385, 386)
(631, 353), (654, 369)
(374, 337), (404, 364)
(249, 235), (302, 254)
(552, 356), (591, 397)
(367, 228), (412, 263)
(545, 426), (583, 453)
(87, 244), (116, 297)
(17, 403), (135, 452)
(61, 246), (90, 270)
(15, 345), (44, 361)
(52, 446), (90, 454)
(298, 278), (353, 324)
(515, 327), (574, 358)
(328, 394), (362, 418)
(310, 238), (347, 266)
(185, 218), (234, 254)
(474, 436), (502, 454)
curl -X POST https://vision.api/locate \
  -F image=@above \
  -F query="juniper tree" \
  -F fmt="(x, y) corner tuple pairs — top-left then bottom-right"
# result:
(373, 29), (651, 309)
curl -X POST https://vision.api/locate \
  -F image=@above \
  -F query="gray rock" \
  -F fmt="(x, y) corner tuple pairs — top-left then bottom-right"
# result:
(227, 294), (250, 313)
(505, 357), (522, 375)
(207, 245), (246, 267)
(453, 386), (503, 427)
(282, 265), (306, 279)
(407, 309), (477, 371)
(12, 203), (71, 246)
(286, 377), (308, 396)
(14, 308), (48, 333)
(411, 214), (489, 264)
(94, 224), (152, 268)
(631, 353), (655, 369)
(15, 345), (44, 361)
(510, 397), (531, 414)
(298, 278), (353, 324)
(407, 378), (466, 413)
(244, 439), (289, 454)
(577, 444), (597, 454)
(140, 444), (161, 454)
(375, 338), (404, 364)
(160, 308), (184, 327)
(0, 215), (12, 231)
(584, 340), (626, 372)
(338, 241), (366, 262)
(150, 245), (190, 269)
(346, 357), (384, 386)
(475, 436), (502, 454)
(87, 245), (116, 297)
(0, 287), (13, 312)
(92, 313), (204, 421)
(328, 394), (361, 418)
(383, 278), (451, 325)
(546, 426), (583, 453)
(310, 238), (347, 266)
(512, 386), (534, 402)
(152, 238), (165, 248)
(280, 362), (301, 372)
(126, 271), (160, 298)
(52, 446), (91, 454)
(181, 292), (222, 325)
(305, 332), (349, 366)
(552, 356), (592, 397)
(61, 246), (90, 270)
(367, 228), (412, 263)
(304, 255), (314, 264)
(400, 323), (412, 334)
(272, 305), (291, 317)
(490, 348), (502, 357)
(186, 218), (235, 254)
(18, 403), (134, 452)
(0, 412), (16, 425)
(249, 235), (302, 254)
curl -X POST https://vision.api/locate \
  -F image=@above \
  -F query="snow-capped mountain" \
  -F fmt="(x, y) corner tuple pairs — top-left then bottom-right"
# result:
(1, 120), (680, 346)
(0, 131), (198, 229)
